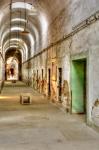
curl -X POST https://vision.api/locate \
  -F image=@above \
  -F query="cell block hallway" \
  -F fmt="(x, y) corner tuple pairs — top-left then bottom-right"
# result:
(0, 0), (99, 150)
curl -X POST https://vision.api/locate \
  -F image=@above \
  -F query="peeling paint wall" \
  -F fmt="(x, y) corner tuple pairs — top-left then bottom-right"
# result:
(22, 0), (99, 127)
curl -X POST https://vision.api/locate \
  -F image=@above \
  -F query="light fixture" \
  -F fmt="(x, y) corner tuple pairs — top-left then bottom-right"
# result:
(28, 6), (38, 16)
(21, 29), (29, 35)
(15, 50), (19, 54)
(20, 0), (29, 35)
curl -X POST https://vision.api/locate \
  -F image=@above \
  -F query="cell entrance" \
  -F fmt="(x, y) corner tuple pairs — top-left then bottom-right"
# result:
(48, 69), (51, 97)
(71, 59), (86, 114)
(58, 68), (62, 102)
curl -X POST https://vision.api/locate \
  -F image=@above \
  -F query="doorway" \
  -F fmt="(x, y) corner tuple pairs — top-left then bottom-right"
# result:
(48, 69), (51, 97)
(37, 70), (38, 89)
(41, 69), (44, 92)
(58, 68), (62, 102)
(71, 59), (86, 114)
(6, 57), (19, 81)
(42, 69), (43, 80)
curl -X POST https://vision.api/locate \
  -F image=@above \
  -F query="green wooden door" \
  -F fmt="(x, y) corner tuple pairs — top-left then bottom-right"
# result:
(71, 60), (86, 113)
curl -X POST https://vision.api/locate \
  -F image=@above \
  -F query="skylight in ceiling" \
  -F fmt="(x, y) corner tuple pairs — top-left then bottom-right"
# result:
(11, 27), (24, 31)
(12, 2), (32, 10)
(11, 18), (26, 22)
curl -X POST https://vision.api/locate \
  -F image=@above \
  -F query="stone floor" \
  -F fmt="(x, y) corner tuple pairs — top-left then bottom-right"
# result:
(0, 81), (99, 150)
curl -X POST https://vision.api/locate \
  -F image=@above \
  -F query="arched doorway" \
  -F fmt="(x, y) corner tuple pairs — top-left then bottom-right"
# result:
(5, 49), (22, 81)
(6, 57), (19, 81)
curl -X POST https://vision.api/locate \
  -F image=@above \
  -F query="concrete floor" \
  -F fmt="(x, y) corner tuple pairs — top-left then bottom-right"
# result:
(0, 81), (99, 150)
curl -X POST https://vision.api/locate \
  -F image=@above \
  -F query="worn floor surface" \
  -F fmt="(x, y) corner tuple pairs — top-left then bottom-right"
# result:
(0, 81), (99, 150)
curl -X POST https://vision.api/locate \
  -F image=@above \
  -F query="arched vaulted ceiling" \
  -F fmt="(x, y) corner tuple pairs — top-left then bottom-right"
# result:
(0, 0), (67, 62)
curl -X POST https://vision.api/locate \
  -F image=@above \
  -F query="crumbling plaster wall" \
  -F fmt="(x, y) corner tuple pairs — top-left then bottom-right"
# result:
(22, 0), (99, 126)
(46, 0), (99, 46)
